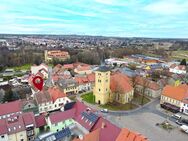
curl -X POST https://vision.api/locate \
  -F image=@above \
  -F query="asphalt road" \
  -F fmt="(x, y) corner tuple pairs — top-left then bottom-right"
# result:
(100, 98), (188, 141)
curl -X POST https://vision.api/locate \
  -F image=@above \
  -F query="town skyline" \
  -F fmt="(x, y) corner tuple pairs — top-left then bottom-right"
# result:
(0, 0), (188, 38)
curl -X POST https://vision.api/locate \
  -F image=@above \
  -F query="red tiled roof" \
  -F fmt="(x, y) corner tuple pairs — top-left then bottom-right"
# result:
(162, 84), (188, 101)
(5, 115), (25, 134)
(49, 109), (76, 124)
(110, 72), (133, 94)
(34, 91), (52, 104)
(63, 64), (74, 69)
(0, 120), (7, 135)
(75, 76), (89, 85)
(73, 128), (100, 141)
(116, 128), (148, 141)
(76, 66), (91, 72)
(35, 115), (47, 128)
(48, 87), (66, 102)
(91, 117), (121, 141)
(72, 101), (88, 117)
(22, 112), (36, 127)
(54, 64), (63, 69)
(0, 100), (22, 116)
(87, 73), (95, 82)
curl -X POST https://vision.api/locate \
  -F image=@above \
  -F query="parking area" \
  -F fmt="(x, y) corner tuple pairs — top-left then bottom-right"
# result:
(105, 112), (188, 141)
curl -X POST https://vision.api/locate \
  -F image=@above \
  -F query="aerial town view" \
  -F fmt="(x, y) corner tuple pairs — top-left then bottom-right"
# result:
(0, 0), (188, 141)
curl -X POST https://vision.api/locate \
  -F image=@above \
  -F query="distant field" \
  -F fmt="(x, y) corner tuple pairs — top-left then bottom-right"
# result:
(9, 64), (31, 71)
(170, 50), (188, 61)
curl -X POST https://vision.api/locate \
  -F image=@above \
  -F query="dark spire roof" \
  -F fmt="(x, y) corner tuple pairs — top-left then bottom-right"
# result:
(96, 65), (111, 72)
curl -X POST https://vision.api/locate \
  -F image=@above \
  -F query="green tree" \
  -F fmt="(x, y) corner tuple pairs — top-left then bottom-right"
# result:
(180, 59), (186, 66)
(3, 89), (14, 102)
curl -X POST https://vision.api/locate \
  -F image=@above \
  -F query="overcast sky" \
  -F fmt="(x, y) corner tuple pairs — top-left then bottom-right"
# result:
(0, 0), (188, 38)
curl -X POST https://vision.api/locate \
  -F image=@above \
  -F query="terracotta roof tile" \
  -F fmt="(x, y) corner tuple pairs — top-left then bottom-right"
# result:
(49, 109), (75, 124)
(0, 100), (22, 116)
(35, 115), (47, 128)
(162, 84), (188, 101)
(110, 72), (133, 94)
(73, 128), (100, 141)
(91, 117), (121, 141)
(48, 87), (66, 102)
(116, 128), (148, 141)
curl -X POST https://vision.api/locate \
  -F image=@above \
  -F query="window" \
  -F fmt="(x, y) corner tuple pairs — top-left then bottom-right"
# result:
(56, 129), (59, 132)
(1, 135), (4, 138)
(99, 89), (100, 92)
(20, 139), (24, 141)
(106, 79), (108, 82)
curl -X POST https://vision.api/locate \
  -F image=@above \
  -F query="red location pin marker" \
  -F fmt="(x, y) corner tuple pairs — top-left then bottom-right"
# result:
(32, 76), (44, 91)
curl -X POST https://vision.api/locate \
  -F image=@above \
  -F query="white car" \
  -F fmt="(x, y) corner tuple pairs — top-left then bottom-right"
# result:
(101, 109), (108, 113)
(180, 125), (188, 133)
(172, 114), (181, 120)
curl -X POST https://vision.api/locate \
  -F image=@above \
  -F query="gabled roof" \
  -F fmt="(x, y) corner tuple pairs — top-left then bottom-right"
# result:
(0, 100), (22, 116)
(72, 101), (88, 117)
(75, 76), (89, 85)
(162, 84), (188, 101)
(48, 87), (66, 102)
(49, 109), (76, 124)
(0, 121), (7, 135)
(63, 64), (74, 69)
(22, 112), (36, 127)
(35, 115), (47, 128)
(116, 128), (148, 141)
(91, 117), (121, 141)
(73, 128), (100, 141)
(96, 66), (111, 72)
(34, 90), (52, 104)
(110, 72), (133, 94)
(87, 73), (95, 82)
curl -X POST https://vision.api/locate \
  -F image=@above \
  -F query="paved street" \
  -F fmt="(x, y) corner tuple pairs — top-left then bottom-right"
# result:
(103, 99), (188, 141)
(77, 94), (188, 141)
(105, 112), (188, 141)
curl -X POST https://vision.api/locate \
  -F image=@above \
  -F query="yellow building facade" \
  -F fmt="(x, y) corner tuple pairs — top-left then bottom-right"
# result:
(93, 66), (111, 105)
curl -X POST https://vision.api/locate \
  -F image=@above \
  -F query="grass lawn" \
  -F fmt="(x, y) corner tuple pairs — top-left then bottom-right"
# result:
(170, 50), (188, 61)
(81, 92), (95, 104)
(100, 102), (138, 111)
(9, 64), (31, 71)
(133, 94), (150, 105)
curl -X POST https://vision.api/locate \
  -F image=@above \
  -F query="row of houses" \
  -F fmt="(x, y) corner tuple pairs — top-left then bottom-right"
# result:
(160, 84), (188, 115)
(0, 100), (148, 141)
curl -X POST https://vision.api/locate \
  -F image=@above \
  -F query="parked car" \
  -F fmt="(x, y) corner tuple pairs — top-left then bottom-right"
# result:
(182, 119), (188, 125)
(172, 114), (181, 120)
(180, 125), (188, 134)
(176, 120), (183, 126)
(101, 109), (108, 113)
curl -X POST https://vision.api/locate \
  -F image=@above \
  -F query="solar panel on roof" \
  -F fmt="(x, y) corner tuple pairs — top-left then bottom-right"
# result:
(81, 112), (99, 123)
(54, 128), (71, 140)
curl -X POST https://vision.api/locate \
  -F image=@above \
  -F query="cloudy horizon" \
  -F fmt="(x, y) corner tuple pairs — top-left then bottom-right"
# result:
(0, 0), (188, 38)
